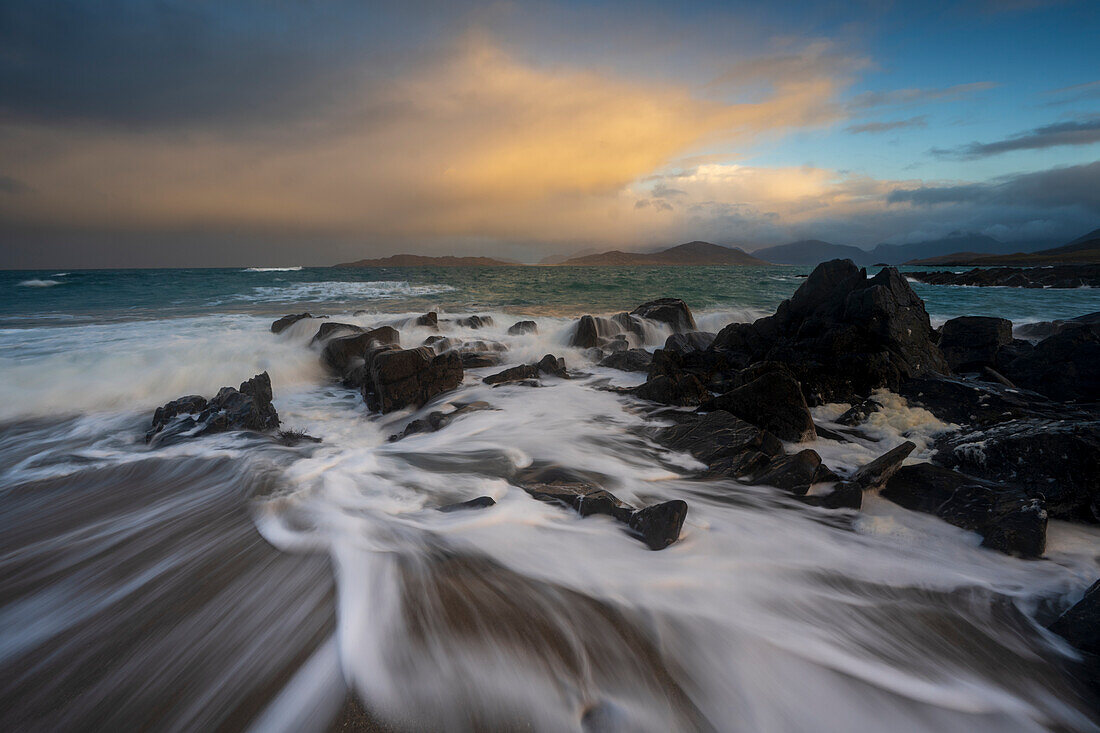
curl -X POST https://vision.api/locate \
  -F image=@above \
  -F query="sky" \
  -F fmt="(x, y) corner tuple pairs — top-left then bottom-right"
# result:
(1, 0), (1098, 267)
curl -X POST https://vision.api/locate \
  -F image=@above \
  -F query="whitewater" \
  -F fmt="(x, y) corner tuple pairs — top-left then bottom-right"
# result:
(2, 265), (1099, 732)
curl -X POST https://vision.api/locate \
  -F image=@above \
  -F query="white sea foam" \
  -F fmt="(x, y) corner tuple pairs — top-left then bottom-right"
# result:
(223, 280), (456, 304)
(243, 266), (304, 272)
(16, 279), (62, 287)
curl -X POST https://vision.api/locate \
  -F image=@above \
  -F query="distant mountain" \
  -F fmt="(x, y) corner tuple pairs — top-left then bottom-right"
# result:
(335, 254), (514, 267)
(750, 240), (872, 266)
(559, 241), (769, 266)
(905, 227), (1100, 266)
(868, 233), (1012, 264)
(539, 248), (599, 265)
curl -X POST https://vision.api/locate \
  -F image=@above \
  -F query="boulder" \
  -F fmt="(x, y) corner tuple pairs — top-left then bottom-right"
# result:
(1015, 311), (1100, 341)
(630, 298), (696, 333)
(882, 463), (1047, 558)
(415, 312), (438, 329)
(459, 352), (500, 369)
(389, 401), (492, 441)
(364, 347), (463, 413)
(998, 323), (1100, 402)
(664, 331), (716, 354)
(1048, 580), (1100, 656)
(750, 449), (837, 496)
(570, 315), (600, 348)
(655, 410), (783, 480)
(700, 371), (816, 442)
(599, 348), (653, 373)
(932, 418), (1100, 522)
(847, 440), (915, 491)
(709, 261), (947, 403)
(507, 320), (538, 335)
(635, 372), (709, 406)
(450, 315), (493, 329)
(146, 372), (280, 445)
(483, 354), (568, 385)
(310, 321), (365, 345)
(939, 316), (1012, 372)
(271, 312), (315, 334)
(321, 326), (400, 375)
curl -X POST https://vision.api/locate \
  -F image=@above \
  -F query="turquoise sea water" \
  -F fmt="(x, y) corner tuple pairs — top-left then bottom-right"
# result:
(3, 264), (1097, 327)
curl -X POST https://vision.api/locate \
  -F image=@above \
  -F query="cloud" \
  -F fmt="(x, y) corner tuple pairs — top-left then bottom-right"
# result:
(1043, 79), (1100, 106)
(846, 116), (928, 134)
(0, 35), (854, 245)
(931, 116), (1100, 158)
(888, 161), (1100, 211)
(846, 81), (997, 110)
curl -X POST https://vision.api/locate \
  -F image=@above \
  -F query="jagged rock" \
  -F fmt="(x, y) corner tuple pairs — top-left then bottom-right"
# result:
(898, 375), (1052, 426)
(635, 372), (709, 406)
(146, 372), (280, 445)
(655, 410), (783, 479)
(599, 348), (653, 373)
(750, 449), (836, 496)
(700, 371), (816, 442)
(1049, 580), (1100, 656)
(271, 312), (317, 334)
(664, 331), (716, 354)
(507, 320), (538, 335)
(939, 316), (1013, 372)
(836, 397), (882, 426)
(882, 463), (1047, 558)
(415, 312), (438, 329)
(483, 354), (568, 385)
(630, 298), (696, 333)
(364, 347), (463, 413)
(520, 478), (687, 550)
(709, 260), (947, 403)
(310, 321), (365, 345)
(437, 496), (497, 513)
(932, 418), (1100, 522)
(321, 326), (401, 376)
(849, 441), (915, 490)
(570, 315), (600, 348)
(998, 323), (1100, 402)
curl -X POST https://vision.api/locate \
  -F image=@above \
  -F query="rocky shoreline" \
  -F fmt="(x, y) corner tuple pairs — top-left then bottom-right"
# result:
(908, 263), (1100, 288)
(148, 258), (1100, 691)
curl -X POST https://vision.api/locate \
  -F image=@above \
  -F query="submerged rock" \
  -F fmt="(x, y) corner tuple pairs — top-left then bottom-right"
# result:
(700, 371), (816, 442)
(449, 315), (493, 329)
(599, 348), (653, 373)
(389, 401), (492, 441)
(882, 463), (1047, 558)
(635, 372), (709, 406)
(849, 441), (915, 491)
(437, 496), (497, 513)
(270, 312), (317, 334)
(1048, 580), (1100, 656)
(363, 347), (464, 413)
(507, 320), (537, 335)
(146, 372), (280, 446)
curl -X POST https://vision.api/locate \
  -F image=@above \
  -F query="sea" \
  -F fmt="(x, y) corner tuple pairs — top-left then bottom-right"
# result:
(2, 264), (1099, 732)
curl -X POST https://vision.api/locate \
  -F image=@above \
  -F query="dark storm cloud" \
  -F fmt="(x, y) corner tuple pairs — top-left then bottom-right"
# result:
(931, 117), (1100, 159)
(0, 0), (390, 128)
(888, 161), (1100, 211)
(846, 116), (927, 134)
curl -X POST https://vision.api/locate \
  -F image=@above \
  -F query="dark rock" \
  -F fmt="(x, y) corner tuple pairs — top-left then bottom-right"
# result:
(321, 326), (401, 376)
(1015, 311), (1100, 341)
(836, 397), (882, 426)
(998, 323), (1100, 402)
(663, 331), (716, 354)
(848, 440), (915, 491)
(570, 315), (600, 348)
(1049, 580), (1100, 656)
(731, 361), (795, 389)
(364, 347), (463, 413)
(389, 401), (492, 441)
(898, 375), (1053, 427)
(437, 496), (497, 513)
(630, 298), (696, 333)
(980, 367), (1016, 389)
(750, 449), (836, 496)
(882, 463), (1047, 558)
(939, 316), (1013, 372)
(700, 371), (816, 442)
(270, 312), (316, 334)
(460, 352), (500, 369)
(415, 312), (438, 329)
(804, 481), (863, 510)
(655, 410), (784, 479)
(909, 265), (1100, 289)
(507, 320), (538, 335)
(276, 429), (322, 446)
(635, 373), (709, 406)
(146, 372), (280, 445)
(520, 477), (687, 550)
(933, 418), (1100, 522)
(709, 261), (947, 403)
(599, 348), (653, 373)
(422, 335), (454, 351)
(450, 315), (493, 329)
(537, 353), (568, 378)
(483, 354), (568, 385)
(310, 321), (365, 345)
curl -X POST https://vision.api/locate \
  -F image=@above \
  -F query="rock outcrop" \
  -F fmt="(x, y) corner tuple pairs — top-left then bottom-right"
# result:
(146, 372), (280, 446)
(939, 316), (1012, 372)
(271, 312), (316, 334)
(362, 347), (464, 413)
